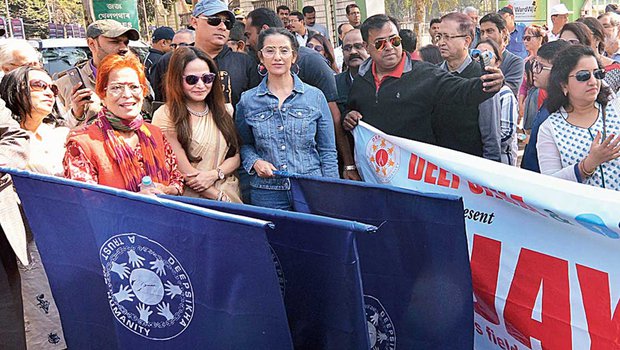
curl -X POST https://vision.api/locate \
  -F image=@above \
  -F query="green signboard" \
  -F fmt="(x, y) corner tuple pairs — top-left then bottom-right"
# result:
(498, 0), (548, 25)
(92, 0), (140, 30)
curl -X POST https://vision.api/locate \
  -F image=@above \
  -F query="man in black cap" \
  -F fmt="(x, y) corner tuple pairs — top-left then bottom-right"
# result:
(145, 26), (175, 76)
(149, 0), (259, 107)
(55, 19), (139, 127)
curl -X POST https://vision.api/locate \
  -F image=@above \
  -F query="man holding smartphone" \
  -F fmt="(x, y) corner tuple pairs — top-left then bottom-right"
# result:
(435, 12), (501, 161)
(55, 20), (139, 128)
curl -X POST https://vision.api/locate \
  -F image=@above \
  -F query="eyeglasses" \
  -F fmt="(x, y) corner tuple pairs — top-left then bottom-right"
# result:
(342, 42), (365, 52)
(170, 43), (190, 49)
(183, 73), (217, 85)
(197, 16), (233, 30)
(260, 46), (293, 58)
(434, 33), (468, 42)
(561, 38), (581, 45)
(29, 80), (58, 96)
(569, 69), (606, 82)
(531, 60), (552, 74)
(374, 35), (402, 51)
(105, 83), (144, 97)
(523, 35), (542, 41)
(306, 42), (324, 52)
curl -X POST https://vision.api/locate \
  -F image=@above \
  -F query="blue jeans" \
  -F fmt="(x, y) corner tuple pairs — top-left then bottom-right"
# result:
(250, 188), (292, 211)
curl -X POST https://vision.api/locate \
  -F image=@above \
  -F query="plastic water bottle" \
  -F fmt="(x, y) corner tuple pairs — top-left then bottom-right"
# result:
(140, 176), (156, 191)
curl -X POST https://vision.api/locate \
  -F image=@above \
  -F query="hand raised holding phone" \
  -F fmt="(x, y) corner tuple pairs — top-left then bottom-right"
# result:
(66, 67), (93, 117)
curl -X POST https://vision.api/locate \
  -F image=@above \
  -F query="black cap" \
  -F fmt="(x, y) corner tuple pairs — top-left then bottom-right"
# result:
(152, 26), (175, 41)
(498, 6), (514, 15)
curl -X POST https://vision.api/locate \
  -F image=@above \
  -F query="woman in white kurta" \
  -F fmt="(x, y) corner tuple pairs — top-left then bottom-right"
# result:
(537, 45), (620, 191)
(0, 66), (67, 349)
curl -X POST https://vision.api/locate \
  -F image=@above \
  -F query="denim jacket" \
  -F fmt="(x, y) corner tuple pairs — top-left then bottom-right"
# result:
(235, 74), (338, 190)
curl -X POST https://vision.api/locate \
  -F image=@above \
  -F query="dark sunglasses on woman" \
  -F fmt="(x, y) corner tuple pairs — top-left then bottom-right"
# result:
(198, 16), (233, 30)
(569, 69), (606, 82)
(29, 80), (58, 96)
(374, 35), (402, 51)
(184, 73), (217, 85)
(306, 42), (324, 52)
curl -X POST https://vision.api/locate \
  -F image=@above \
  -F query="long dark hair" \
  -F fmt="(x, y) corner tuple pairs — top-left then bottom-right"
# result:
(308, 33), (338, 73)
(165, 47), (239, 162)
(0, 66), (57, 124)
(577, 17), (607, 55)
(560, 22), (593, 47)
(547, 45), (611, 113)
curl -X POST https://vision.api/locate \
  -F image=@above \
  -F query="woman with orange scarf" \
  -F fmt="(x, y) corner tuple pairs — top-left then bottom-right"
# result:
(63, 54), (183, 195)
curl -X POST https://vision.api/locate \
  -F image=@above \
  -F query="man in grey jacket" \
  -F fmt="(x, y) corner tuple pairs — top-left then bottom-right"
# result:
(0, 97), (29, 350)
(436, 12), (501, 161)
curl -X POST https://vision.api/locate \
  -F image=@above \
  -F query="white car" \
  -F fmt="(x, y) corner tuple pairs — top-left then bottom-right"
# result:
(28, 38), (149, 78)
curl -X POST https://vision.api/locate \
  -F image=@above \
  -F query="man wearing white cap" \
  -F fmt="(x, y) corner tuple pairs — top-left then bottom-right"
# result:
(548, 4), (573, 41)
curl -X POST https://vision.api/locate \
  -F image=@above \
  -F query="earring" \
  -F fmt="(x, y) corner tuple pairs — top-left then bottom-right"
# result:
(291, 63), (300, 75)
(257, 63), (268, 77)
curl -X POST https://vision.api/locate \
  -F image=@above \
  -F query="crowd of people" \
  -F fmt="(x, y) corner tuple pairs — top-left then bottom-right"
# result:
(2, 0), (620, 347)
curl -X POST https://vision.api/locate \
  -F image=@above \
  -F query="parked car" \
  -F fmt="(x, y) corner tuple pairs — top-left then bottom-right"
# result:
(28, 38), (149, 78)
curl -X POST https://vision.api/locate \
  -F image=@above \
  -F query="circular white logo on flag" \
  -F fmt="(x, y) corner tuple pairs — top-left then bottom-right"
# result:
(366, 134), (400, 183)
(365, 294), (396, 350)
(100, 233), (194, 340)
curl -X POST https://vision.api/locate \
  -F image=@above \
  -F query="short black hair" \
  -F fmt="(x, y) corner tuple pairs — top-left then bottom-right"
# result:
(479, 13), (506, 32)
(430, 18), (441, 26)
(399, 29), (417, 53)
(537, 40), (570, 61)
(302, 6), (315, 15)
(229, 21), (245, 41)
(360, 14), (400, 42)
(276, 5), (290, 13)
(346, 4), (360, 15)
(290, 11), (304, 22)
(419, 45), (442, 64)
(247, 7), (283, 29)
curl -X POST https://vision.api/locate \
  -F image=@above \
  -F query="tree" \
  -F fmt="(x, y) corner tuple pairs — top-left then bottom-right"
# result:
(9, 0), (49, 38)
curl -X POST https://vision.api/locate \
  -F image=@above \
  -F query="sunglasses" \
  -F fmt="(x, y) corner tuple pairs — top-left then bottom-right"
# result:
(306, 42), (324, 52)
(569, 69), (606, 82)
(184, 73), (217, 85)
(523, 35), (541, 41)
(374, 35), (402, 51)
(198, 16), (233, 30)
(170, 43), (191, 49)
(29, 80), (58, 96)
(561, 38), (581, 45)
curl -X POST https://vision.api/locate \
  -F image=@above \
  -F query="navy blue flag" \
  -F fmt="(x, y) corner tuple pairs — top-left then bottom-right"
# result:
(287, 174), (473, 350)
(165, 195), (373, 350)
(5, 169), (293, 349)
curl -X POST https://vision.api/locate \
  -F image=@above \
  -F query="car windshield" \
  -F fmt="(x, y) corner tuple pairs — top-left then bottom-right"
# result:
(41, 47), (90, 78)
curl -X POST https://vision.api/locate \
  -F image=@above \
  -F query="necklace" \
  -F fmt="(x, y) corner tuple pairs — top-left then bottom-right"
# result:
(187, 104), (209, 117)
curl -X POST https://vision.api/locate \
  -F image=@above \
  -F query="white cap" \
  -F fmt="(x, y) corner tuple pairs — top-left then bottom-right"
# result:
(550, 4), (573, 16)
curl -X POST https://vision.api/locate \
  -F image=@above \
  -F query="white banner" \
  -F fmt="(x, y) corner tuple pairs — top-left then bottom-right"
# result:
(353, 121), (620, 350)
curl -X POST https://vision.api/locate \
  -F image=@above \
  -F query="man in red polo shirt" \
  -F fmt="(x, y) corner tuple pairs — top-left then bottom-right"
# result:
(343, 14), (504, 149)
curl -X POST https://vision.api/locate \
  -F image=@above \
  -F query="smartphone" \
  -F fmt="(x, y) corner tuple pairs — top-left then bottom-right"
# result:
(65, 67), (91, 101)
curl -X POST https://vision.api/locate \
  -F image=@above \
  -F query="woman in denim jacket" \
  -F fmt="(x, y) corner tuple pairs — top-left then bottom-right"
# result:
(235, 28), (338, 210)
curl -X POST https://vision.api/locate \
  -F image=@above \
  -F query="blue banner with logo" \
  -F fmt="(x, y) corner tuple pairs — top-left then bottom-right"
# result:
(164, 195), (373, 350)
(287, 174), (473, 350)
(5, 169), (292, 349)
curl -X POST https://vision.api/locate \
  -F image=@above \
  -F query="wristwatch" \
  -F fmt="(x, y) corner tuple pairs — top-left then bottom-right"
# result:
(217, 168), (225, 180)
